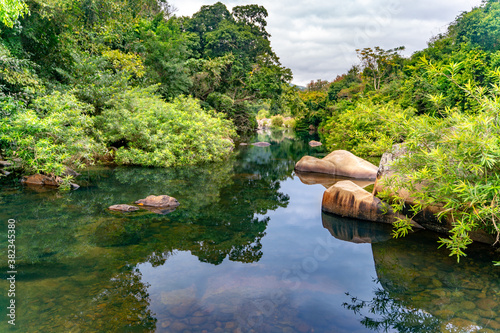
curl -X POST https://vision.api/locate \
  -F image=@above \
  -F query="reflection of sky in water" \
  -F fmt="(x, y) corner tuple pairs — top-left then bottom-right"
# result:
(138, 175), (384, 332)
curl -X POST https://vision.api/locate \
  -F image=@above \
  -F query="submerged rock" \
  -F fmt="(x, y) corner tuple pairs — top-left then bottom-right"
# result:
(251, 142), (271, 147)
(295, 150), (378, 179)
(108, 204), (140, 212)
(135, 195), (180, 208)
(308, 140), (322, 147)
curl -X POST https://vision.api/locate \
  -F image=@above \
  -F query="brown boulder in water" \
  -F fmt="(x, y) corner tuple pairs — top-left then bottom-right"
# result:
(322, 180), (422, 227)
(135, 195), (180, 208)
(295, 150), (378, 179)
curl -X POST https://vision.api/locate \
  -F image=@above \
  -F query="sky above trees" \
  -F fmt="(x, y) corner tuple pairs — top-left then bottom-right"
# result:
(170, 0), (482, 85)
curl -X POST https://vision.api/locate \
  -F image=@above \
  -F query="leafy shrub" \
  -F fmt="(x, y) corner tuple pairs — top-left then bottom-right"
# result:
(0, 92), (104, 174)
(270, 115), (284, 128)
(97, 88), (236, 167)
(321, 101), (414, 156)
(283, 118), (296, 128)
(256, 109), (269, 120)
(382, 62), (500, 261)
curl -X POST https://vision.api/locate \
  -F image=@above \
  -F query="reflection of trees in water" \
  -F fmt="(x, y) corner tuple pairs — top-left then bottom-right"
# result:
(343, 284), (440, 333)
(0, 130), (321, 331)
(342, 230), (500, 333)
(72, 268), (157, 332)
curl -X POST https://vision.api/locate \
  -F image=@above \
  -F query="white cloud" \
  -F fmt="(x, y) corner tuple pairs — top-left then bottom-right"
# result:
(169, 0), (482, 85)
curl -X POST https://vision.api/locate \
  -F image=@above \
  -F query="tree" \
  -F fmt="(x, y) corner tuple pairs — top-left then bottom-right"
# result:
(0, 0), (28, 28)
(356, 46), (405, 90)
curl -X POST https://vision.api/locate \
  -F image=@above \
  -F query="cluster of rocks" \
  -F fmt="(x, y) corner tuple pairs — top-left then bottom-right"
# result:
(108, 195), (180, 215)
(0, 159), (12, 176)
(295, 149), (495, 244)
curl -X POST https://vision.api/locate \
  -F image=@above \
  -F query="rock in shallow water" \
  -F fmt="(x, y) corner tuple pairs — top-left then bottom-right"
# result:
(295, 150), (378, 179)
(322, 180), (422, 227)
(135, 195), (180, 208)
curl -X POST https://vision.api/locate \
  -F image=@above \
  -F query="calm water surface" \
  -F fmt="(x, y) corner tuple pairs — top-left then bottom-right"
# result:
(0, 130), (499, 333)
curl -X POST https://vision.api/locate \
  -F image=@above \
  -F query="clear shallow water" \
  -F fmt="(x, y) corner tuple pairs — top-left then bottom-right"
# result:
(0, 129), (499, 333)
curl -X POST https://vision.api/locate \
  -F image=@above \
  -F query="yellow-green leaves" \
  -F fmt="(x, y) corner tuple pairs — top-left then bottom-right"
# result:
(0, 0), (28, 28)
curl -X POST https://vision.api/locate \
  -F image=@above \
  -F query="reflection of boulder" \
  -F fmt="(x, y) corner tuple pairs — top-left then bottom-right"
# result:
(108, 204), (140, 212)
(322, 212), (393, 244)
(295, 150), (378, 179)
(296, 171), (374, 189)
(322, 181), (419, 226)
(372, 231), (500, 332)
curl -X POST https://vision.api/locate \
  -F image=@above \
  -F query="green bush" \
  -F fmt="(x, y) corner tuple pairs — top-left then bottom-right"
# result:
(0, 92), (104, 174)
(97, 88), (236, 167)
(382, 63), (500, 261)
(270, 115), (284, 128)
(321, 101), (414, 156)
(256, 109), (269, 120)
(283, 118), (296, 128)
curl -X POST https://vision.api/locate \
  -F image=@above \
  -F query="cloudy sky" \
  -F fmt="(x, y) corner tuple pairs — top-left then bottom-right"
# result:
(169, 0), (482, 86)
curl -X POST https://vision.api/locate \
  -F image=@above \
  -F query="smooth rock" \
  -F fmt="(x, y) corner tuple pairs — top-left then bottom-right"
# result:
(0, 160), (13, 167)
(295, 150), (378, 179)
(322, 180), (421, 226)
(251, 142), (271, 147)
(476, 298), (498, 311)
(135, 195), (180, 208)
(108, 204), (140, 212)
(308, 140), (322, 147)
(22, 174), (62, 186)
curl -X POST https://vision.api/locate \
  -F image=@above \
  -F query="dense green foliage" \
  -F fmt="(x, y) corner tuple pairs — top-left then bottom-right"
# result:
(0, 0), (293, 175)
(300, 0), (500, 260)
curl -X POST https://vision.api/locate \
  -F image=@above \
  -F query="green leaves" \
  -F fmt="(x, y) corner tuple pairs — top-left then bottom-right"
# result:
(0, 0), (28, 28)
(97, 89), (236, 167)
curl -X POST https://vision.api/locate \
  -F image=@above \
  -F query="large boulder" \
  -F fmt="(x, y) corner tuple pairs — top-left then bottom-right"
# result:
(135, 195), (180, 208)
(322, 180), (421, 227)
(21, 173), (80, 190)
(295, 150), (378, 179)
(22, 174), (62, 186)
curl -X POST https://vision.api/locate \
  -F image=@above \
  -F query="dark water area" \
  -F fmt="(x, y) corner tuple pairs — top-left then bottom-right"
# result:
(0, 129), (499, 332)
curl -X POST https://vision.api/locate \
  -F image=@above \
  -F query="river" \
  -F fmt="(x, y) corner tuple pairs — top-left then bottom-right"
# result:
(0, 129), (499, 332)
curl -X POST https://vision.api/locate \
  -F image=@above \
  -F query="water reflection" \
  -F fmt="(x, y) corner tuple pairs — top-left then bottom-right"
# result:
(341, 227), (500, 332)
(322, 212), (393, 244)
(0, 129), (498, 332)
